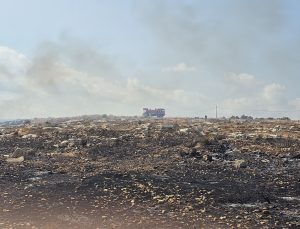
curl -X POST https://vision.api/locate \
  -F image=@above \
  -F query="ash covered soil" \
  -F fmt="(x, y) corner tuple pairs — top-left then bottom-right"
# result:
(0, 118), (299, 229)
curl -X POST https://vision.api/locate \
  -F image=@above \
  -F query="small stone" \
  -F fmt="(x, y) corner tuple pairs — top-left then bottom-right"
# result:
(59, 140), (69, 148)
(233, 160), (247, 169)
(183, 205), (194, 212)
(203, 155), (213, 162)
(189, 148), (201, 158)
(6, 156), (24, 163)
(262, 209), (270, 215)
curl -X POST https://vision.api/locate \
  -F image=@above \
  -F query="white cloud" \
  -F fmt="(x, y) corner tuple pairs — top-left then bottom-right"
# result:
(262, 83), (285, 101)
(224, 73), (257, 84)
(0, 46), (31, 78)
(0, 46), (32, 101)
(161, 62), (196, 73)
(222, 81), (288, 117)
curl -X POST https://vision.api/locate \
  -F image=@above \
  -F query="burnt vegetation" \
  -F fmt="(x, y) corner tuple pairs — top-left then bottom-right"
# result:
(0, 118), (299, 228)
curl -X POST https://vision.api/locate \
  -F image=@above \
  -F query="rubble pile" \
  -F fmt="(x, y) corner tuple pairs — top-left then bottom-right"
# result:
(0, 118), (299, 228)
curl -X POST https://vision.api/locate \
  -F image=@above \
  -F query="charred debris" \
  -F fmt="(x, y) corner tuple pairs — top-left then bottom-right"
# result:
(0, 116), (299, 228)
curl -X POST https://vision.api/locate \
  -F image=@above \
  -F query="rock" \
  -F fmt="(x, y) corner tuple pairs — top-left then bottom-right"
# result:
(161, 124), (176, 130)
(11, 148), (25, 158)
(21, 134), (37, 139)
(183, 205), (194, 212)
(262, 209), (270, 215)
(179, 151), (189, 157)
(233, 159), (247, 169)
(11, 148), (36, 160)
(261, 159), (270, 163)
(203, 154), (213, 162)
(81, 139), (88, 147)
(282, 158), (289, 163)
(17, 128), (30, 137)
(59, 140), (69, 148)
(6, 156), (24, 163)
(179, 128), (189, 133)
(190, 148), (198, 157)
(207, 127), (218, 132)
(291, 154), (300, 159)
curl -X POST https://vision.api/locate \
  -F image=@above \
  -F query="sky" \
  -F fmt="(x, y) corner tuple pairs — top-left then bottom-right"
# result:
(1, 0), (300, 119)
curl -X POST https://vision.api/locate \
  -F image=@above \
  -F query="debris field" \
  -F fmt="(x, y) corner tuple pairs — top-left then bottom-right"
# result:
(0, 118), (299, 228)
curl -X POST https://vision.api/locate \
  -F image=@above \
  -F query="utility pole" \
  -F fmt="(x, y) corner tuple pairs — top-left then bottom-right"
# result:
(216, 105), (218, 119)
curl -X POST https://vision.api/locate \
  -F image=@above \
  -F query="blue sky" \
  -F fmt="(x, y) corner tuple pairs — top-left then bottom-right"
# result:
(1, 0), (300, 119)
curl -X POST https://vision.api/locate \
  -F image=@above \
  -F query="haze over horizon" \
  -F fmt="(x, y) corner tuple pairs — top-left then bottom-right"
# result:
(1, 0), (300, 119)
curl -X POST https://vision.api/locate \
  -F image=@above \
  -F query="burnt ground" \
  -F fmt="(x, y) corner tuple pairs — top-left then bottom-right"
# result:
(0, 118), (299, 228)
